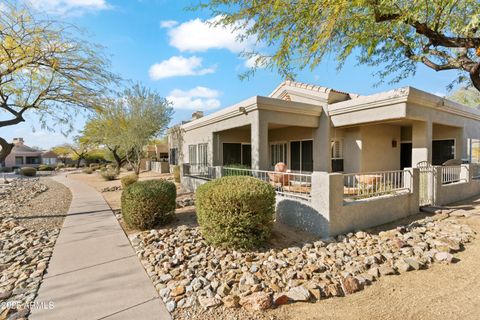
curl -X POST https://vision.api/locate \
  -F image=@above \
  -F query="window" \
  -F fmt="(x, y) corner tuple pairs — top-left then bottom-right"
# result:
(169, 148), (178, 165)
(26, 157), (41, 165)
(15, 157), (24, 165)
(188, 145), (197, 164)
(270, 143), (287, 167)
(331, 139), (344, 172)
(290, 140), (313, 172)
(198, 143), (208, 165)
(222, 143), (251, 167)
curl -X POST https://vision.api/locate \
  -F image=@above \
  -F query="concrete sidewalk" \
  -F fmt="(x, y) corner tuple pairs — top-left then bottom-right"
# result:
(31, 175), (171, 320)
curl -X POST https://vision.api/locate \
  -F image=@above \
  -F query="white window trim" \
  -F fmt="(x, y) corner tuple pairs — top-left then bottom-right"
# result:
(331, 138), (344, 160)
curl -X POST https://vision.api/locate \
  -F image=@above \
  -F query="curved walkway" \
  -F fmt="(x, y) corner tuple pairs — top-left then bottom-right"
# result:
(31, 174), (171, 320)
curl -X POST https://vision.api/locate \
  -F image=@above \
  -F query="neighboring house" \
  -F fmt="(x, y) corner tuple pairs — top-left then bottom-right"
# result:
(3, 138), (43, 168)
(143, 142), (169, 173)
(170, 81), (480, 238)
(41, 150), (59, 165)
(1, 138), (59, 168)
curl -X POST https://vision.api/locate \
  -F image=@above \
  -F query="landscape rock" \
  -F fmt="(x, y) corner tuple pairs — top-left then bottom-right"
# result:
(239, 292), (272, 311)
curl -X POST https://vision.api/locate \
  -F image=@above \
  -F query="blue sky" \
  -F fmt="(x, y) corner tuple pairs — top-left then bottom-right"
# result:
(0, 0), (459, 149)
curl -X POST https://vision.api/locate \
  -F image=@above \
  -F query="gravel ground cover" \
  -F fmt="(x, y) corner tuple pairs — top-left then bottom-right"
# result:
(129, 214), (475, 320)
(0, 177), (71, 320)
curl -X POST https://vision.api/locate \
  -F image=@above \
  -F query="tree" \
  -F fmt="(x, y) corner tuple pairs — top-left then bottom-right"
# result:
(117, 84), (173, 175)
(70, 137), (92, 168)
(82, 106), (129, 173)
(448, 86), (480, 107)
(0, 2), (118, 163)
(82, 84), (173, 175)
(51, 145), (72, 165)
(200, 1), (480, 90)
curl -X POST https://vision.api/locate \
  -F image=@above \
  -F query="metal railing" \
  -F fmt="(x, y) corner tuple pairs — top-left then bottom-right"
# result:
(183, 163), (216, 180)
(441, 165), (462, 184)
(221, 167), (312, 201)
(343, 170), (411, 200)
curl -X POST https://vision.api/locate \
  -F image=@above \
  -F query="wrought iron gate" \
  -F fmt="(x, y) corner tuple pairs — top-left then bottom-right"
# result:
(417, 161), (434, 206)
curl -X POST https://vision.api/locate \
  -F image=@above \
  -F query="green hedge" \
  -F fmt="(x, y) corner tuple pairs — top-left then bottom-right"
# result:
(196, 176), (275, 249)
(20, 167), (37, 177)
(121, 174), (138, 188)
(121, 179), (176, 230)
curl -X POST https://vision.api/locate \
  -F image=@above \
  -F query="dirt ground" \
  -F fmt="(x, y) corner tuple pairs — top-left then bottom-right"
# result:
(269, 201), (480, 320)
(69, 170), (174, 210)
(70, 171), (480, 319)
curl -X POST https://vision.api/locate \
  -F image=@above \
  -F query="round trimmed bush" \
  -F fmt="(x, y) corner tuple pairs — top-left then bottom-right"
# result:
(101, 169), (117, 181)
(38, 164), (54, 171)
(83, 168), (93, 174)
(121, 179), (176, 230)
(20, 167), (37, 177)
(121, 174), (138, 188)
(196, 176), (276, 249)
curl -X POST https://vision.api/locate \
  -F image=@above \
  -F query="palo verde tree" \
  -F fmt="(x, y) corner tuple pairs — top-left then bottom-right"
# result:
(0, 2), (117, 163)
(117, 84), (173, 175)
(83, 84), (173, 175)
(82, 106), (129, 173)
(200, 1), (480, 91)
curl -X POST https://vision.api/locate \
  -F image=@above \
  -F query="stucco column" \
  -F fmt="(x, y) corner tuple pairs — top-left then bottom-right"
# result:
(456, 127), (465, 160)
(251, 111), (269, 170)
(412, 120), (432, 166)
(313, 110), (331, 172)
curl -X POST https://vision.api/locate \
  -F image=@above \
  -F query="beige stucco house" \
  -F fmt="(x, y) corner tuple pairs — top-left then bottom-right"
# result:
(170, 81), (480, 238)
(171, 81), (480, 173)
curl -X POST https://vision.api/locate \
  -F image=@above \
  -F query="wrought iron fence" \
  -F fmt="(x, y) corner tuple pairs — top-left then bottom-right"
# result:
(182, 163), (216, 180)
(221, 167), (312, 201)
(343, 170), (411, 200)
(441, 165), (463, 184)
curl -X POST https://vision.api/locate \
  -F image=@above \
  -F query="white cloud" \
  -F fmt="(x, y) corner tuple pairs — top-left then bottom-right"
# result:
(148, 56), (216, 80)
(29, 0), (111, 15)
(433, 92), (446, 98)
(167, 86), (221, 111)
(160, 20), (178, 28)
(244, 54), (269, 69)
(167, 16), (256, 53)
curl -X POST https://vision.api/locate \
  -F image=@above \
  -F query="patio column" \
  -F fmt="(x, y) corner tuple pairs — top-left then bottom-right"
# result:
(412, 120), (432, 166)
(251, 111), (269, 170)
(313, 110), (331, 172)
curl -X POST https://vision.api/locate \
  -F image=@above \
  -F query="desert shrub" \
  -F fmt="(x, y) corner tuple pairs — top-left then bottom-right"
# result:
(20, 167), (37, 177)
(38, 164), (54, 171)
(101, 169), (118, 181)
(121, 179), (176, 230)
(196, 176), (275, 249)
(0, 167), (13, 173)
(106, 164), (117, 171)
(56, 163), (65, 169)
(173, 165), (180, 183)
(121, 174), (138, 188)
(83, 168), (93, 174)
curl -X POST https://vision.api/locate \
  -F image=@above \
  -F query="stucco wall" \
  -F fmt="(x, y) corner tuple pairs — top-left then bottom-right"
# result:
(360, 124), (401, 172)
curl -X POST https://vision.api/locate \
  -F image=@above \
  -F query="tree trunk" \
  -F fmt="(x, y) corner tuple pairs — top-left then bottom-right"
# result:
(470, 63), (480, 93)
(76, 157), (82, 168)
(0, 137), (14, 166)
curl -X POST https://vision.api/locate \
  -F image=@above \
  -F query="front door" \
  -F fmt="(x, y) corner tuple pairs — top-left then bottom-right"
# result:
(400, 143), (412, 169)
(432, 139), (455, 165)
